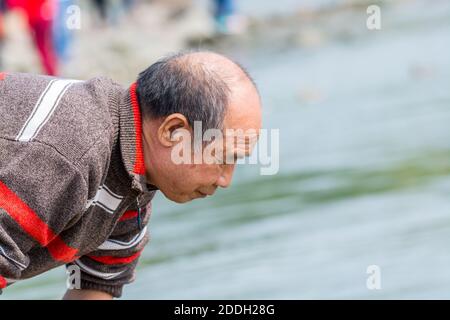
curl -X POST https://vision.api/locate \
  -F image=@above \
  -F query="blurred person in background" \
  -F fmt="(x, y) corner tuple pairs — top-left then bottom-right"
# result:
(53, 0), (75, 63)
(7, 0), (59, 75)
(92, 0), (108, 23)
(92, 0), (135, 27)
(0, 0), (6, 68)
(213, 0), (247, 35)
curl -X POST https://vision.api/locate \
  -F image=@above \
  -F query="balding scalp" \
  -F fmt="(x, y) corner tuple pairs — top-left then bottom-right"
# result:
(136, 51), (257, 132)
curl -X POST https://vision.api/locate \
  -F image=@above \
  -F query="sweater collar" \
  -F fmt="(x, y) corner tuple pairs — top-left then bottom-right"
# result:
(116, 82), (156, 193)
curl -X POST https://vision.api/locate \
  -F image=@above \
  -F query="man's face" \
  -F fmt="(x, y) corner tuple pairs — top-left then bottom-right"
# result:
(142, 83), (262, 203)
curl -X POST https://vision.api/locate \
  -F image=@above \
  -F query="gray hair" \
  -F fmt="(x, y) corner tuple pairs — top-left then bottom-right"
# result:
(136, 51), (234, 133)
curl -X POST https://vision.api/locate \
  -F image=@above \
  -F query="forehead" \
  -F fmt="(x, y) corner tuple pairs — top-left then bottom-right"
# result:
(220, 84), (262, 156)
(222, 82), (262, 133)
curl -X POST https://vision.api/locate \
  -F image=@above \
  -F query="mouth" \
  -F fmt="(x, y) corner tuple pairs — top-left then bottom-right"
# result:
(197, 190), (214, 197)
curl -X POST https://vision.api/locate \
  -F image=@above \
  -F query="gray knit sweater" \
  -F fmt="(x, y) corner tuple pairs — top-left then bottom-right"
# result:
(0, 71), (157, 297)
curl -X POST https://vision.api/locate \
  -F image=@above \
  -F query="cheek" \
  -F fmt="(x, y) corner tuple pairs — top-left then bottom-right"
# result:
(170, 164), (221, 192)
(185, 164), (221, 185)
(175, 165), (212, 187)
(198, 164), (222, 182)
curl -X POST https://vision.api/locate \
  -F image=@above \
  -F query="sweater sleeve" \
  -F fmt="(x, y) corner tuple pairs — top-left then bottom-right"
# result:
(67, 200), (152, 298)
(0, 138), (88, 289)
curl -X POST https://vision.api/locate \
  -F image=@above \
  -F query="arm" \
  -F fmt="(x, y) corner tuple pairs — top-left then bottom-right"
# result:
(0, 138), (88, 291)
(63, 288), (113, 300)
(65, 201), (153, 299)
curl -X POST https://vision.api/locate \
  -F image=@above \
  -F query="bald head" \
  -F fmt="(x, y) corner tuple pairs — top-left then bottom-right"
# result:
(139, 51), (262, 203)
(136, 50), (260, 133)
(175, 51), (257, 90)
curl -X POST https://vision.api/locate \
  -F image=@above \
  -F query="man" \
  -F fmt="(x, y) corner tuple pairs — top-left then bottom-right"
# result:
(0, 51), (262, 299)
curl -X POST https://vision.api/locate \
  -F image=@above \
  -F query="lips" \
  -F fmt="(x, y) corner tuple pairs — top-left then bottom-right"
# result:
(198, 190), (214, 197)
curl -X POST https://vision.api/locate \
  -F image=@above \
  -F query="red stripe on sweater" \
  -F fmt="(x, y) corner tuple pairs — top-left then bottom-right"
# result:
(0, 72), (6, 80)
(46, 237), (79, 263)
(0, 275), (7, 289)
(0, 181), (78, 262)
(0, 181), (56, 245)
(88, 250), (142, 265)
(119, 210), (138, 222)
(129, 82), (146, 175)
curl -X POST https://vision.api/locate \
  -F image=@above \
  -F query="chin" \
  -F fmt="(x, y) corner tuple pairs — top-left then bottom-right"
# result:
(163, 192), (192, 204)
(172, 197), (191, 204)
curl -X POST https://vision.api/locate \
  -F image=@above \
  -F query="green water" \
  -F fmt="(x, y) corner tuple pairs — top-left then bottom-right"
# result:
(2, 0), (450, 299)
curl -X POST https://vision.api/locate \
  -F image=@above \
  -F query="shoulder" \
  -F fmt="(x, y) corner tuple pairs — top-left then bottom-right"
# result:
(0, 73), (125, 191)
(34, 76), (123, 159)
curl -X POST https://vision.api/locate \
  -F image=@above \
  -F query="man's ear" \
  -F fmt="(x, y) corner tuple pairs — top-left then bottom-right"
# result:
(157, 113), (190, 147)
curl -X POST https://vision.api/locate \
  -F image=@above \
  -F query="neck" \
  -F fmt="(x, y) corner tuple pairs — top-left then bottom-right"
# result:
(142, 121), (158, 187)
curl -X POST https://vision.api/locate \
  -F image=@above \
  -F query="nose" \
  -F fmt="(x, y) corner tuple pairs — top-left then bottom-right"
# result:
(216, 164), (235, 189)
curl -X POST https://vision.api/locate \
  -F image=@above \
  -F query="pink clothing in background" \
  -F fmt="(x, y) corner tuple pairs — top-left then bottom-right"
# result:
(7, 0), (58, 75)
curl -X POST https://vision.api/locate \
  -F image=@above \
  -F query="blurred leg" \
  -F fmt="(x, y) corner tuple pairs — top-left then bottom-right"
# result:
(30, 19), (58, 75)
(213, 0), (246, 35)
(214, 0), (234, 19)
(0, 12), (4, 68)
(93, 0), (108, 22)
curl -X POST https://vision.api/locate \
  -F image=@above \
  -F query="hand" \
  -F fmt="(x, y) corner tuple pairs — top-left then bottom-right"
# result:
(63, 289), (113, 300)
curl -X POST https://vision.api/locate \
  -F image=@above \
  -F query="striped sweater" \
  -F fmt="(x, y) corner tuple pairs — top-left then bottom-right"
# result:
(0, 72), (157, 297)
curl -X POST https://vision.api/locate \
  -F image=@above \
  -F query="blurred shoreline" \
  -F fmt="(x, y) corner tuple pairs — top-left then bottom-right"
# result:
(1, 0), (436, 84)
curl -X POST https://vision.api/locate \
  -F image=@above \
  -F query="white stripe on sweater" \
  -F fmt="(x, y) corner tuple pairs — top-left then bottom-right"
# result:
(0, 245), (27, 270)
(16, 79), (81, 142)
(97, 226), (148, 251)
(74, 260), (125, 280)
(86, 185), (124, 214)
